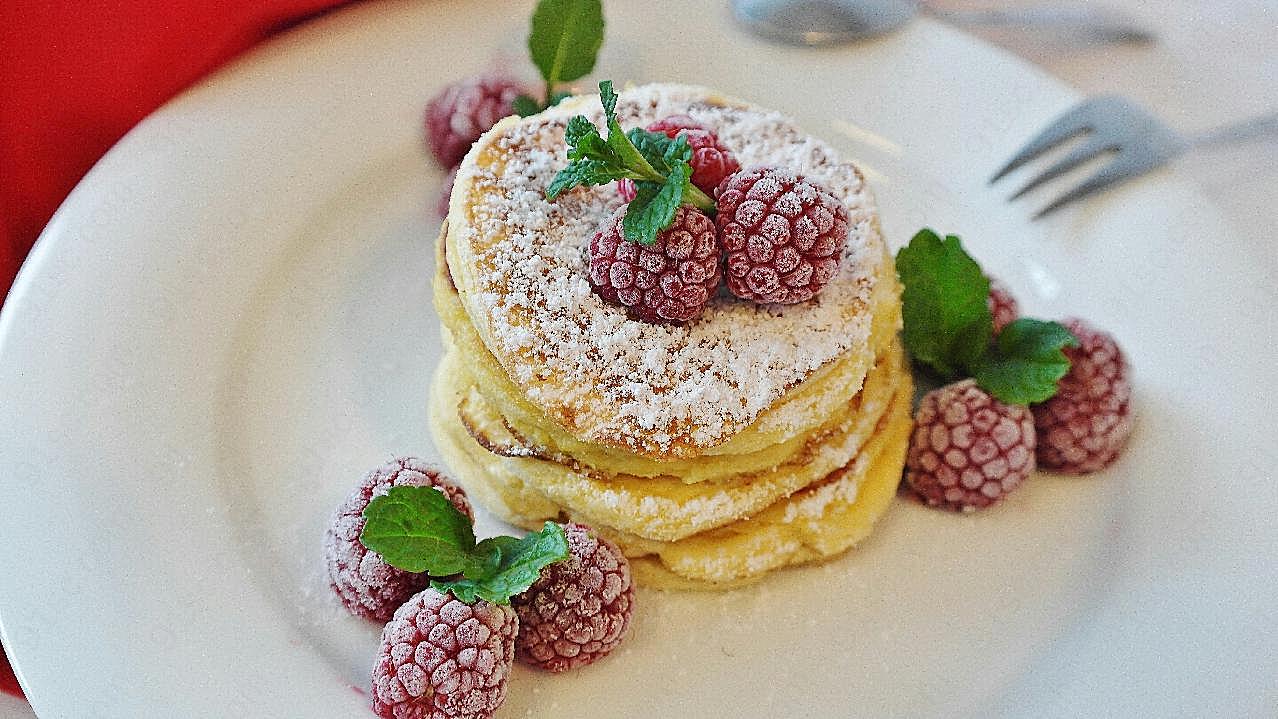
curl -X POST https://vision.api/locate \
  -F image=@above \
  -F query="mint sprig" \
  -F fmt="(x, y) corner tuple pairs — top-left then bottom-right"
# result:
(546, 80), (714, 245)
(970, 318), (1079, 404)
(896, 229), (992, 378)
(433, 524), (569, 604)
(522, 0), (604, 114)
(360, 486), (569, 605)
(896, 229), (1077, 405)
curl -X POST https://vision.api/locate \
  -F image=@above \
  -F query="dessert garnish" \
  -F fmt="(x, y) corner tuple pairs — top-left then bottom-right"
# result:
(325, 457), (474, 621)
(360, 485), (568, 604)
(716, 166), (850, 304)
(897, 229), (1134, 509)
(906, 379), (1037, 511)
(1032, 318), (1133, 473)
(588, 204), (723, 323)
(617, 114), (741, 201)
(513, 0), (605, 117)
(987, 275), (1020, 334)
(372, 586), (517, 719)
(426, 75), (528, 168)
(547, 80), (717, 246)
(425, 0), (607, 212)
(342, 477), (635, 717)
(511, 523), (634, 672)
(897, 228), (1077, 405)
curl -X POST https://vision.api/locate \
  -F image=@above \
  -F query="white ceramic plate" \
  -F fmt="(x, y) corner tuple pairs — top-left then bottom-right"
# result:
(2, 1), (1276, 717)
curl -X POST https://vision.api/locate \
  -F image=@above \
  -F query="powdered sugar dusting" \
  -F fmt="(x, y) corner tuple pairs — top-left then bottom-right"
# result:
(451, 84), (886, 455)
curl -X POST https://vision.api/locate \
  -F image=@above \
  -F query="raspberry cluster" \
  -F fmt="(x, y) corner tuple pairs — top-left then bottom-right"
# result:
(906, 284), (1134, 512)
(589, 116), (852, 324)
(327, 460), (636, 719)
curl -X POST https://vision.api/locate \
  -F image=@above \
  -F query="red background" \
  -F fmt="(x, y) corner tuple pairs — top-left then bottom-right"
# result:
(0, 0), (354, 699)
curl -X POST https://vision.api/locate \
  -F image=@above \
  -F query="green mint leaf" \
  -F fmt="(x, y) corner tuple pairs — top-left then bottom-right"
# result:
(528, 0), (604, 86)
(432, 522), (570, 605)
(360, 486), (476, 575)
(547, 158), (625, 199)
(896, 229), (993, 378)
(626, 128), (679, 175)
(971, 318), (1078, 404)
(548, 90), (574, 106)
(622, 163), (691, 245)
(598, 79), (618, 121)
(512, 94), (543, 117)
(461, 535), (521, 581)
(563, 116), (613, 161)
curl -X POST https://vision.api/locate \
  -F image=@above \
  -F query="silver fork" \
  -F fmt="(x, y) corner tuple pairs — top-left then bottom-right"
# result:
(990, 96), (1278, 218)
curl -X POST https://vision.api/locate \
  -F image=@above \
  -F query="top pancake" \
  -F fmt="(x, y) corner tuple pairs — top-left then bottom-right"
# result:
(445, 83), (895, 459)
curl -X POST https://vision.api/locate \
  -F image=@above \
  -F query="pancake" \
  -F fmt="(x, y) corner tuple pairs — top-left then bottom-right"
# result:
(433, 232), (902, 484)
(429, 82), (913, 589)
(430, 349), (913, 588)
(444, 84), (893, 460)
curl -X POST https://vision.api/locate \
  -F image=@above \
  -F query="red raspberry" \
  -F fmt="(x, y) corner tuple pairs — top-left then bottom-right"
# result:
(425, 75), (524, 168)
(987, 276), (1020, 335)
(715, 166), (849, 305)
(371, 588), (517, 719)
(325, 457), (474, 621)
(512, 523), (634, 672)
(1032, 318), (1133, 474)
(616, 115), (741, 202)
(588, 206), (722, 324)
(906, 380), (1037, 511)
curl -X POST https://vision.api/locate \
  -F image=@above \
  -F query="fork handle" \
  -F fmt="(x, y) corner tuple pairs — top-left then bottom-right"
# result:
(923, 5), (1155, 43)
(1186, 111), (1278, 150)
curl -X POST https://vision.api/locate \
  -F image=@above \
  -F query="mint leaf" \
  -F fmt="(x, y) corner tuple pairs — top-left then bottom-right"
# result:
(528, 0), (604, 87)
(971, 318), (1078, 404)
(623, 163), (691, 245)
(546, 158), (619, 199)
(548, 90), (574, 106)
(433, 523), (569, 604)
(360, 486), (476, 575)
(513, 94), (543, 117)
(896, 229), (993, 378)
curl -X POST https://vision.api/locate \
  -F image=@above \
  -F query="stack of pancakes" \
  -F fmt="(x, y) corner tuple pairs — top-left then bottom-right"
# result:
(430, 84), (912, 590)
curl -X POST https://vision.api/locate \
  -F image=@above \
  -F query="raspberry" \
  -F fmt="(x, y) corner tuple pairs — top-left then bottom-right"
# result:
(588, 205), (722, 323)
(371, 589), (517, 719)
(1032, 318), (1133, 473)
(425, 75), (524, 168)
(715, 166), (849, 304)
(906, 380), (1037, 511)
(987, 276), (1020, 334)
(512, 524), (634, 672)
(325, 457), (474, 621)
(615, 115), (741, 203)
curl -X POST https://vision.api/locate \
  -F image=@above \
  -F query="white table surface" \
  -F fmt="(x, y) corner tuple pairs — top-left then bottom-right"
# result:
(2, 1), (1272, 716)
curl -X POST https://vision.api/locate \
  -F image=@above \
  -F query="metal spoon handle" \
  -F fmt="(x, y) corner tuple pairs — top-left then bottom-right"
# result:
(925, 5), (1155, 43)
(1185, 111), (1278, 150)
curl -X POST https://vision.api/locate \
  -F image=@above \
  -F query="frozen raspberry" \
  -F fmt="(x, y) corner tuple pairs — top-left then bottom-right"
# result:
(325, 457), (474, 621)
(512, 523), (634, 672)
(715, 166), (849, 304)
(615, 115), (741, 202)
(425, 75), (525, 168)
(987, 276), (1020, 334)
(371, 588), (517, 719)
(1032, 318), (1133, 474)
(588, 205), (722, 323)
(906, 380), (1037, 511)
